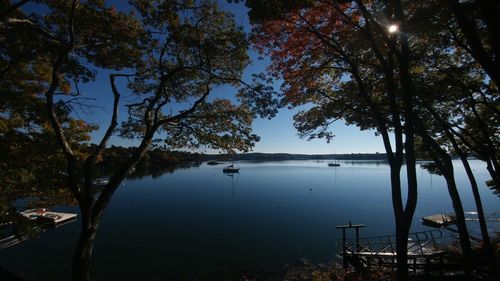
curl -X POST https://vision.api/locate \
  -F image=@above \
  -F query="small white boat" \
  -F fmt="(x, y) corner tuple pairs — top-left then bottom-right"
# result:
(20, 209), (77, 227)
(93, 178), (109, 186)
(223, 164), (239, 173)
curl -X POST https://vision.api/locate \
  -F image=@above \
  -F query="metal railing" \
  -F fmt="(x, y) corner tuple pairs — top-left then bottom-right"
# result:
(336, 223), (445, 269)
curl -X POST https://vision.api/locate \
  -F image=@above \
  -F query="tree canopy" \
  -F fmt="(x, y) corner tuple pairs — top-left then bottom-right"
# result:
(242, 0), (499, 278)
(1, 1), (261, 280)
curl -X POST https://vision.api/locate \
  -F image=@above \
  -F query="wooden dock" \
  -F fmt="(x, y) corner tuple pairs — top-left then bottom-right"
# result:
(1, 209), (77, 250)
(20, 209), (77, 228)
(422, 211), (499, 228)
(422, 213), (456, 227)
(336, 220), (498, 275)
(336, 223), (448, 273)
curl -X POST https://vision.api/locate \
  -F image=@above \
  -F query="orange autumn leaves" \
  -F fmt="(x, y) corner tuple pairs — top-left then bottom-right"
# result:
(251, 1), (360, 105)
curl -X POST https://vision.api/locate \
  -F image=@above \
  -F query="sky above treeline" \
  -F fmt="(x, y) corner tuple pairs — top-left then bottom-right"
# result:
(57, 0), (386, 154)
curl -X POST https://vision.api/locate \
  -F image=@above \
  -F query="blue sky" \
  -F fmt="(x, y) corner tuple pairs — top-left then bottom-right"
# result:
(75, 1), (385, 154)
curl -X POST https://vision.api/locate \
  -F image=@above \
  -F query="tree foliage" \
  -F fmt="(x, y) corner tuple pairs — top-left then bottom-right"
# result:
(242, 0), (499, 277)
(2, 1), (260, 280)
(120, 0), (258, 151)
(244, 0), (498, 188)
(0, 0), (147, 198)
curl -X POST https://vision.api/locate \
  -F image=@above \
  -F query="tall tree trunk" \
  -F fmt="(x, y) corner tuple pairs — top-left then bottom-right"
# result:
(426, 105), (492, 252)
(452, 141), (492, 254)
(440, 159), (472, 256)
(395, 218), (410, 281)
(415, 118), (472, 255)
(72, 206), (97, 281)
(71, 134), (154, 281)
(388, 156), (411, 281)
(393, 0), (419, 277)
(461, 157), (492, 251)
(72, 226), (97, 281)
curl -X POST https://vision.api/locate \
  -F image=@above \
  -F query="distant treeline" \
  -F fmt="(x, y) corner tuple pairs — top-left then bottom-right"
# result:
(204, 152), (389, 161)
(97, 146), (391, 165)
(98, 147), (480, 166)
(97, 145), (203, 167)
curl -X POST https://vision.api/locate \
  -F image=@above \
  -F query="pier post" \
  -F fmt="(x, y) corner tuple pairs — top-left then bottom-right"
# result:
(342, 228), (347, 268)
(355, 227), (360, 252)
(336, 222), (365, 269)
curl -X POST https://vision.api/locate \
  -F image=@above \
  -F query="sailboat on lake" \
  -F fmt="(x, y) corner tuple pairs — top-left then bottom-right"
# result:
(223, 154), (240, 173)
(328, 150), (340, 167)
(223, 164), (239, 173)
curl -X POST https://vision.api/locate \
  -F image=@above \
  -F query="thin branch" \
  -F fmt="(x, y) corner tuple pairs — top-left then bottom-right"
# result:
(448, 0), (500, 86)
(3, 17), (61, 45)
(156, 78), (212, 127)
(44, 0), (79, 197)
(334, 1), (393, 68)
(44, 0), (78, 159)
(0, 0), (30, 20)
(84, 74), (121, 169)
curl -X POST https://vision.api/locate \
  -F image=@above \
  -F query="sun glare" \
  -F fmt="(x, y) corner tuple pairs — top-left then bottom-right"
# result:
(388, 24), (399, 33)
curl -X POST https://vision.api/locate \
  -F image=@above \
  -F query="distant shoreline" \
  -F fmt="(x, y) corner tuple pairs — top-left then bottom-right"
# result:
(202, 152), (475, 162)
(97, 146), (476, 168)
(204, 152), (388, 161)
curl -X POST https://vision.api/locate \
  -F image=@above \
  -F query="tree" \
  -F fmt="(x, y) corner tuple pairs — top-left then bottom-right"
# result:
(408, 0), (497, 254)
(2, 1), (259, 280)
(242, 1), (422, 279)
(242, 0), (498, 278)
(447, 0), (500, 91)
(424, 0), (500, 195)
(1, 0), (97, 221)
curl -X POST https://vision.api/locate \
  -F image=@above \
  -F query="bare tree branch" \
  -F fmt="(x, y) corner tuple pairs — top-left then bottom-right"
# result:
(156, 78), (212, 127)
(0, 0), (30, 20)
(83, 74), (122, 195)
(43, 0), (79, 197)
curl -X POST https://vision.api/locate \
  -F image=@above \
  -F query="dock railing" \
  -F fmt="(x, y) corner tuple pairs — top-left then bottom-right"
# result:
(336, 222), (365, 268)
(345, 230), (444, 256)
(336, 223), (444, 270)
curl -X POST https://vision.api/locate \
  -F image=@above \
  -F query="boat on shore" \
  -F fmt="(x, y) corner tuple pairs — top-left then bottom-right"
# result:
(207, 160), (221, 165)
(328, 163), (340, 167)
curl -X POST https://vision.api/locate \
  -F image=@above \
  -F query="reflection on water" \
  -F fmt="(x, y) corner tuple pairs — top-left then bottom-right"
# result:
(224, 172), (240, 197)
(0, 160), (498, 280)
(126, 162), (202, 180)
(341, 160), (389, 166)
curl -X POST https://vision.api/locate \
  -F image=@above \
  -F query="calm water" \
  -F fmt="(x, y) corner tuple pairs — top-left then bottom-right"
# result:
(1, 160), (498, 280)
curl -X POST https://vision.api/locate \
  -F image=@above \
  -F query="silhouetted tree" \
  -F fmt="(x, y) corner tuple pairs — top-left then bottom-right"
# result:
(1, 1), (259, 280)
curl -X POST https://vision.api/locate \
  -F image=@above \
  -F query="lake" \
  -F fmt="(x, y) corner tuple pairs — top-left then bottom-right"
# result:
(0, 160), (498, 280)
